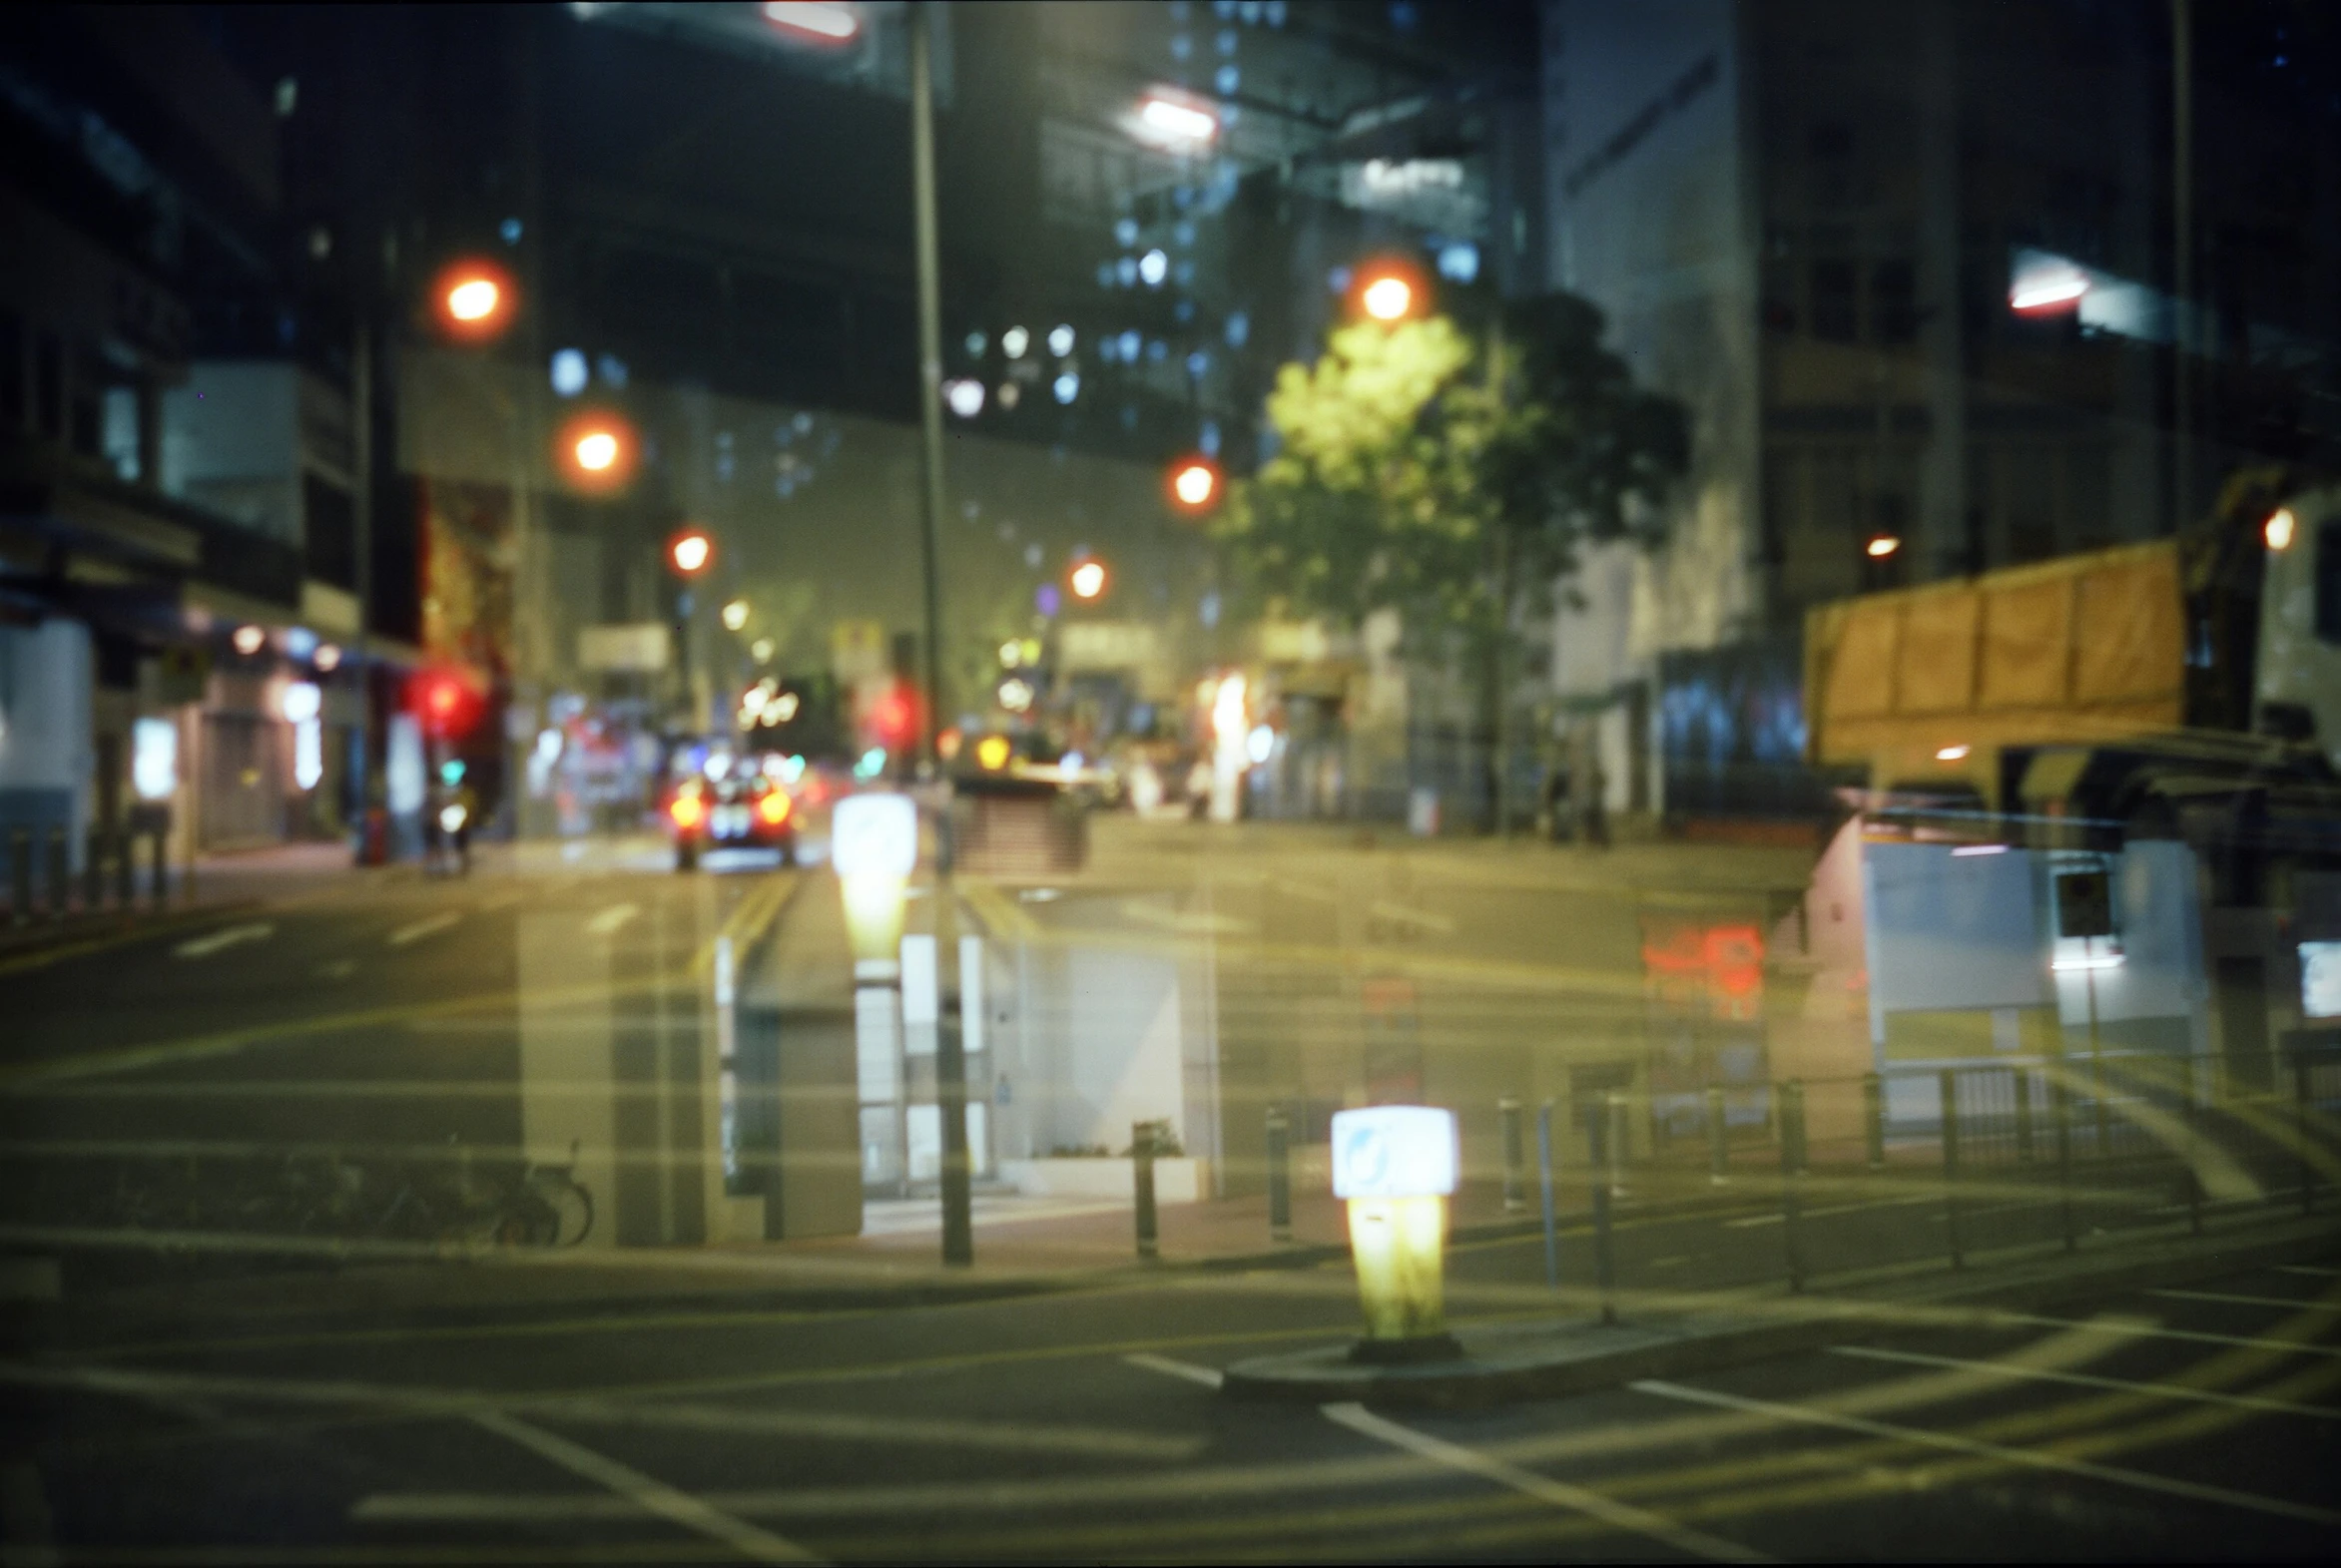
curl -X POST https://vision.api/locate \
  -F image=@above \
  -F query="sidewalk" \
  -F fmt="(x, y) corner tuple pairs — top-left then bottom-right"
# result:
(0, 840), (375, 966)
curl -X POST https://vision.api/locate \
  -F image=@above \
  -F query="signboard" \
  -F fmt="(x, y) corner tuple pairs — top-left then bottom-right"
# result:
(1059, 620), (1158, 672)
(831, 620), (889, 685)
(2304, 943), (2341, 1020)
(1330, 1105), (1457, 1201)
(578, 623), (670, 673)
(832, 791), (917, 879)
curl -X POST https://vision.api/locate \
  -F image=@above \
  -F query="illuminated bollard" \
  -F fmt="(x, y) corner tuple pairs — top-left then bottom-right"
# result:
(1332, 1105), (1461, 1361)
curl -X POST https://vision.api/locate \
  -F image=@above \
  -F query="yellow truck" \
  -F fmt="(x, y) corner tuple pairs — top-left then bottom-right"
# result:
(1804, 479), (2341, 854)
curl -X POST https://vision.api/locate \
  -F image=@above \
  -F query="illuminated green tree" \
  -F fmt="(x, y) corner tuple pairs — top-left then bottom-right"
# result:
(1219, 292), (1688, 825)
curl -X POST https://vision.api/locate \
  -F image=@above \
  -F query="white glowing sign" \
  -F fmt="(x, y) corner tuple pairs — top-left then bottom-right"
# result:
(2304, 943), (2341, 1020)
(1331, 1105), (1458, 1201)
(132, 718), (178, 800)
(831, 791), (917, 879)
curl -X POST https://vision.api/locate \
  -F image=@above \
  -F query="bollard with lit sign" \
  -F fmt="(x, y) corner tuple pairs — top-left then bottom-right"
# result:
(833, 792), (918, 971)
(1331, 1104), (1461, 1359)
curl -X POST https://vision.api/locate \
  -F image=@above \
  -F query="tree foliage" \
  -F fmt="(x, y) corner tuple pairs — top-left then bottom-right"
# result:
(1220, 293), (1689, 649)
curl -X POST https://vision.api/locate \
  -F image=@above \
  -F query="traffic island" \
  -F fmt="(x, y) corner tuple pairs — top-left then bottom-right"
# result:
(1223, 1216), (2341, 1410)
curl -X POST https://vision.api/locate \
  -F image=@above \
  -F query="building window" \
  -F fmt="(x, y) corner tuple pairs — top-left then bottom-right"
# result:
(1871, 260), (1917, 343)
(1811, 260), (1858, 341)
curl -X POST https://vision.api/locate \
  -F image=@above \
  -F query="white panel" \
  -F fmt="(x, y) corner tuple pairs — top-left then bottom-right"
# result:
(899, 935), (938, 1026)
(854, 986), (899, 1103)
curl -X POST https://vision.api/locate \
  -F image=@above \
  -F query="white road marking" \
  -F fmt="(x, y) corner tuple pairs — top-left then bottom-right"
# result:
(1122, 1352), (1224, 1389)
(1830, 1344), (2341, 1421)
(470, 1409), (820, 1564)
(1986, 1309), (2341, 1360)
(1321, 1401), (1770, 1563)
(585, 902), (641, 937)
(172, 922), (274, 959)
(2150, 1289), (2340, 1312)
(1725, 1194), (1934, 1228)
(386, 911), (462, 947)
(1630, 1379), (2341, 1527)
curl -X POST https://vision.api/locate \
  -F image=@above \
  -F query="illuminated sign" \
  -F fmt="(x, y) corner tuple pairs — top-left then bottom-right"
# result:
(831, 791), (917, 879)
(2305, 943), (2341, 1020)
(1331, 1105), (1457, 1201)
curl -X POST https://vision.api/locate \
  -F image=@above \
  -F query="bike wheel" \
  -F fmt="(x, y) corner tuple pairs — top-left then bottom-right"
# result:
(532, 1174), (594, 1247)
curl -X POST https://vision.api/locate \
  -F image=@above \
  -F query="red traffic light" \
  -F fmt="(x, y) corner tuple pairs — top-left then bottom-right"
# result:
(412, 669), (484, 740)
(432, 259), (515, 342)
(667, 527), (716, 577)
(1167, 455), (1222, 514)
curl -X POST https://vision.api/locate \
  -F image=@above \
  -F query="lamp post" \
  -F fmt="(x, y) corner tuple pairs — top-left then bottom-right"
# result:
(907, 1), (972, 1269)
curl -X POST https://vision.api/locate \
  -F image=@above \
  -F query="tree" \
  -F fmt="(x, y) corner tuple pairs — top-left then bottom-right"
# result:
(1218, 291), (1689, 828)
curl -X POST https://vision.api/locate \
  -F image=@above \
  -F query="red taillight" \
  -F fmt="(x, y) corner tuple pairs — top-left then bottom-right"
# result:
(758, 790), (792, 826)
(670, 794), (705, 830)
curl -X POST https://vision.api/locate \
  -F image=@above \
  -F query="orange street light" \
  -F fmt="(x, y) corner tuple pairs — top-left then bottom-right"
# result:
(668, 526), (715, 577)
(1351, 258), (1424, 324)
(1865, 534), (1902, 559)
(555, 410), (637, 494)
(433, 259), (515, 342)
(1363, 274), (1413, 320)
(1168, 455), (1222, 514)
(1068, 558), (1108, 601)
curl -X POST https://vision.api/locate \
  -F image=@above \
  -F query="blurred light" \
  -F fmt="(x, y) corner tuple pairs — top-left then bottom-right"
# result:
(1114, 217), (1139, 246)
(1362, 274), (1413, 320)
(293, 719), (323, 790)
(751, 637), (776, 662)
(438, 802), (468, 834)
(447, 277), (499, 321)
(762, 1), (861, 44)
(1053, 371), (1080, 403)
(705, 750), (732, 781)
(1866, 535), (1902, 559)
(132, 717), (178, 800)
(558, 410), (637, 492)
(232, 624), (267, 656)
(1020, 637), (1042, 666)
(1138, 94), (1218, 146)
(854, 748), (886, 780)
(976, 734), (1013, 771)
(999, 640), (1023, 668)
(313, 643), (342, 673)
(1245, 723), (1275, 765)
(722, 599), (750, 631)
(937, 727), (962, 761)
(500, 217), (523, 245)
(1438, 243), (1480, 282)
(1138, 250), (1168, 286)
(1199, 420), (1221, 457)
(596, 353), (629, 389)
(1935, 744), (1972, 762)
(550, 348), (588, 396)
(1002, 325), (1030, 358)
(669, 528), (715, 576)
(758, 789), (793, 825)
(944, 377), (985, 417)
(1186, 349), (1210, 378)
(997, 381), (1020, 409)
(285, 626), (317, 661)
(964, 329), (986, 357)
(1119, 329), (1141, 359)
(998, 677), (1034, 713)
(1215, 64), (1240, 95)
(1224, 311), (1249, 347)
(1047, 324), (1076, 356)
(1169, 456), (1221, 512)
(2051, 953), (2125, 972)
(1212, 673), (1248, 744)
(2266, 508), (2297, 551)
(1062, 750), (1085, 772)
(279, 682), (321, 724)
(769, 691), (800, 723)
(1069, 560), (1107, 600)
(670, 793), (706, 830)
(1951, 843), (2010, 857)
(1036, 583), (1061, 616)
(2011, 265), (2089, 312)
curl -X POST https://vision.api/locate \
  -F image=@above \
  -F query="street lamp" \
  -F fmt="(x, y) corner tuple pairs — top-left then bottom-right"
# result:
(1068, 558), (1109, 602)
(1167, 455), (1222, 514)
(556, 410), (637, 494)
(668, 527), (715, 577)
(721, 599), (750, 631)
(433, 259), (515, 342)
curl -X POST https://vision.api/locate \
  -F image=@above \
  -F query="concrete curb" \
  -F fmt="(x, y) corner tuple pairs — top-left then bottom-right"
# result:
(1219, 1218), (2341, 1409)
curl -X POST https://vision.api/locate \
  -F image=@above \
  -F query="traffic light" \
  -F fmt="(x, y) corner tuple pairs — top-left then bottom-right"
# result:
(1167, 455), (1222, 515)
(413, 669), (483, 741)
(433, 259), (515, 343)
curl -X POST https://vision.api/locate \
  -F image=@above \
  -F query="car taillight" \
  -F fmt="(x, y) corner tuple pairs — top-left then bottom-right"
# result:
(758, 791), (792, 826)
(670, 794), (705, 830)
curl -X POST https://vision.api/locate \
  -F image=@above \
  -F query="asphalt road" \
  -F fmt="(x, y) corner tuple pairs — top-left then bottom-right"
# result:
(5, 1256), (2338, 1561)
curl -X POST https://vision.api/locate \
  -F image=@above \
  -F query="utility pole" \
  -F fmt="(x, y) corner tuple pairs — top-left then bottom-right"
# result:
(2171, 0), (2194, 532)
(909, 1), (972, 1268)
